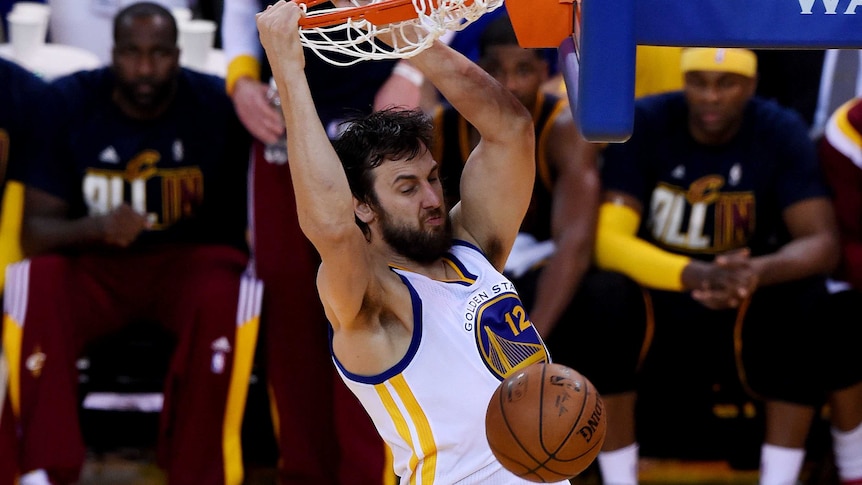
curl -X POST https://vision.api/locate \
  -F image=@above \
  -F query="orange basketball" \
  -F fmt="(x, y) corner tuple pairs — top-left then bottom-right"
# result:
(485, 362), (606, 482)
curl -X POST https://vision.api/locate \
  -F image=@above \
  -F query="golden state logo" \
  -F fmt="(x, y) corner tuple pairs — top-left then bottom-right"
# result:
(474, 292), (548, 380)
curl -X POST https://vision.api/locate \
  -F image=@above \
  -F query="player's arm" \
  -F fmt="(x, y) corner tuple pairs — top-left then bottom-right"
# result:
(21, 187), (149, 256)
(409, 41), (534, 268)
(256, 2), (372, 330)
(373, 60), (423, 110)
(748, 197), (840, 287)
(528, 109), (600, 337)
(223, 0), (284, 144)
(747, 107), (841, 287)
(595, 190), (751, 297)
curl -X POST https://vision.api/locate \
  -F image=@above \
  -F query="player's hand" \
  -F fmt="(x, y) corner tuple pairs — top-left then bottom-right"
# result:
(689, 249), (757, 310)
(231, 77), (285, 145)
(98, 204), (150, 247)
(256, 1), (306, 73)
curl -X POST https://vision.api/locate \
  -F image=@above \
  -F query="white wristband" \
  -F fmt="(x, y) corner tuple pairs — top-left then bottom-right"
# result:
(393, 62), (425, 87)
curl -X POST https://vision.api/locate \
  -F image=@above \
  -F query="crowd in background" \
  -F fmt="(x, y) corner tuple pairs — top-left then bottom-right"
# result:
(1, 1), (862, 484)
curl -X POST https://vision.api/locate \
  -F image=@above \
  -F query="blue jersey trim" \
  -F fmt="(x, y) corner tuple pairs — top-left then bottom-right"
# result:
(452, 238), (482, 253)
(331, 271), (423, 385)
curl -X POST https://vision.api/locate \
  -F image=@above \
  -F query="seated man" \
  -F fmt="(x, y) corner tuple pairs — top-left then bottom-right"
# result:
(1, 3), (260, 484)
(589, 48), (862, 485)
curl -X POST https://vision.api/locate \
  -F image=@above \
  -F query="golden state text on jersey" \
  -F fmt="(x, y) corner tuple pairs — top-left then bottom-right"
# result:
(465, 279), (548, 380)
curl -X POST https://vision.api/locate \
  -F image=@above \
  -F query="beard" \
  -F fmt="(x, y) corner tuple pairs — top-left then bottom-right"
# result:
(379, 209), (453, 264)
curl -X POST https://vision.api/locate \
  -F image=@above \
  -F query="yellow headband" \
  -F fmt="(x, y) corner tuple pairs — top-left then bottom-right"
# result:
(680, 48), (757, 78)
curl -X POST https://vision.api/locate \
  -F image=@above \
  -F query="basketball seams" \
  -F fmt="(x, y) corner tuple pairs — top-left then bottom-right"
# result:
(545, 370), (590, 456)
(486, 363), (606, 482)
(496, 370), (547, 471)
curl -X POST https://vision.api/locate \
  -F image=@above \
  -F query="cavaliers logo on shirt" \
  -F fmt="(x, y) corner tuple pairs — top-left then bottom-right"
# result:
(648, 174), (755, 254)
(474, 291), (548, 380)
(83, 149), (204, 229)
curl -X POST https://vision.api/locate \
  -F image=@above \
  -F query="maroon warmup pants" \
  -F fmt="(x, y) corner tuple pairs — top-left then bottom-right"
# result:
(249, 141), (387, 484)
(0, 244), (261, 485)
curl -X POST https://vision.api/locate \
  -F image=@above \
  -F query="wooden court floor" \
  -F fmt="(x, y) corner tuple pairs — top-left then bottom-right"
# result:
(76, 452), (838, 485)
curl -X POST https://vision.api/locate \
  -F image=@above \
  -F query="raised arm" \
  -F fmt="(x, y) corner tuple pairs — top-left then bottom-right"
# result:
(256, 2), (373, 329)
(409, 40), (535, 268)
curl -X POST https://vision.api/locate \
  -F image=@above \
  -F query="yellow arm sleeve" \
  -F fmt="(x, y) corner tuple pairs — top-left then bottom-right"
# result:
(0, 181), (25, 291)
(594, 202), (690, 291)
(225, 54), (261, 96)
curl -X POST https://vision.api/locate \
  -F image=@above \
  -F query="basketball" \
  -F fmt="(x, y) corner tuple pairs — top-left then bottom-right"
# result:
(485, 362), (606, 482)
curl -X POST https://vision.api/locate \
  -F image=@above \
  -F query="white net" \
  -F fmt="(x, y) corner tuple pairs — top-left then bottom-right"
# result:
(298, 0), (503, 66)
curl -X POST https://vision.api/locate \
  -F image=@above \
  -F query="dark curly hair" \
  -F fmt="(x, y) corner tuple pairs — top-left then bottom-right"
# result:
(333, 107), (434, 237)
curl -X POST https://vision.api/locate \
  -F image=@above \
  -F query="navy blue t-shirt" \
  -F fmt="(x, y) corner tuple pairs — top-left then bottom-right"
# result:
(29, 67), (251, 250)
(602, 92), (828, 259)
(0, 58), (52, 197)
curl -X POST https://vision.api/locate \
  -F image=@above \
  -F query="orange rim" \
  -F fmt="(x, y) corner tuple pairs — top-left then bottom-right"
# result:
(297, 0), (429, 29)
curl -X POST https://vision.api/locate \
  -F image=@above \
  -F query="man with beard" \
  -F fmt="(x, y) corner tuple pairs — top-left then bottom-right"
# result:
(255, 2), (565, 483)
(585, 47), (862, 485)
(0, 3), (261, 484)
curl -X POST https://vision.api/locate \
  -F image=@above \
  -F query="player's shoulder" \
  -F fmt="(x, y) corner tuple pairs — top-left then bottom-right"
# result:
(0, 57), (43, 88)
(174, 70), (242, 126)
(747, 96), (810, 138)
(49, 68), (113, 117)
(51, 67), (109, 96)
(823, 98), (862, 160)
(0, 58), (50, 108)
(749, 96), (804, 122)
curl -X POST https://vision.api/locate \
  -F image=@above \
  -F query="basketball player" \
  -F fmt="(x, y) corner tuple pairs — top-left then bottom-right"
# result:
(588, 47), (862, 485)
(0, 3), (261, 484)
(256, 2), (569, 483)
(221, 0), (421, 481)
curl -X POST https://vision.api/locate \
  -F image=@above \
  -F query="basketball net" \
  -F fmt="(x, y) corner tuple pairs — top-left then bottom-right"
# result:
(296, 0), (503, 66)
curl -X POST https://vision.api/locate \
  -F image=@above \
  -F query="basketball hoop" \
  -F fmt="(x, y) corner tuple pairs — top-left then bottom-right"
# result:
(295, 0), (502, 65)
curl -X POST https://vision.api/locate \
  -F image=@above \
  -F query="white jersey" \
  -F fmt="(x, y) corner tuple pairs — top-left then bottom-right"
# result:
(333, 241), (565, 485)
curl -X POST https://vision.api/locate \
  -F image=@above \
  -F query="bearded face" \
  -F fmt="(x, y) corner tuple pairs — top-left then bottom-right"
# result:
(378, 205), (453, 264)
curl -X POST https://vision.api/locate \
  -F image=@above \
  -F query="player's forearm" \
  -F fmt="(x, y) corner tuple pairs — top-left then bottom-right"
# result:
(273, 66), (356, 240)
(532, 202), (597, 336)
(21, 215), (109, 257)
(409, 41), (531, 143)
(750, 233), (839, 287)
(530, 250), (591, 338)
(595, 203), (690, 291)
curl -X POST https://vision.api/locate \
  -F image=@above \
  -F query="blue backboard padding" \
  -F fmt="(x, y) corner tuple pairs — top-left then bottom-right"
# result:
(635, 0), (862, 48)
(573, 0), (862, 141)
(578, 0), (636, 142)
